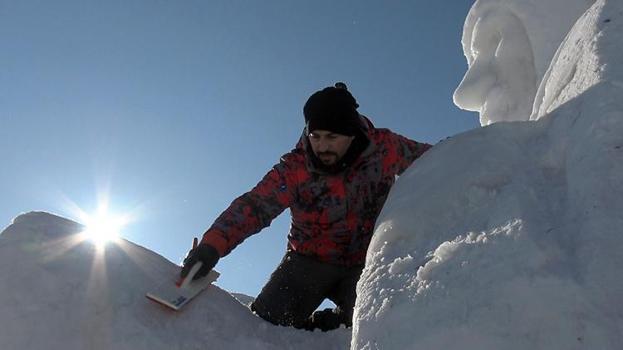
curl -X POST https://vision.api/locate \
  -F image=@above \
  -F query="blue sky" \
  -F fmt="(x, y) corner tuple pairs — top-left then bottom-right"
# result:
(1, 1), (477, 299)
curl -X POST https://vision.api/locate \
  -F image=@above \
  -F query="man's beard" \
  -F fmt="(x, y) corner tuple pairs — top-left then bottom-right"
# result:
(305, 131), (369, 174)
(317, 152), (339, 165)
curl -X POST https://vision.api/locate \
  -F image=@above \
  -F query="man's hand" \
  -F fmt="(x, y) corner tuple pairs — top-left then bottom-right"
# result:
(180, 242), (220, 281)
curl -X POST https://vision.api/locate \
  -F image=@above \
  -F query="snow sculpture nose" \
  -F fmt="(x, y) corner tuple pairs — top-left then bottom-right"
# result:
(453, 59), (497, 112)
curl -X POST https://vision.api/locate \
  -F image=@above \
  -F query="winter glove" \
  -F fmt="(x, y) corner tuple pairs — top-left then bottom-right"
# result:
(180, 243), (220, 281)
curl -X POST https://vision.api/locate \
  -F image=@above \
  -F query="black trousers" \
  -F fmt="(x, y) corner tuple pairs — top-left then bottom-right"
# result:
(250, 250), (363, 331)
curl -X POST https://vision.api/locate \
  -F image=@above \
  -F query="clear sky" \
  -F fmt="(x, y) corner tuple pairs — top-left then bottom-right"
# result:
(1, 1), (477, 299)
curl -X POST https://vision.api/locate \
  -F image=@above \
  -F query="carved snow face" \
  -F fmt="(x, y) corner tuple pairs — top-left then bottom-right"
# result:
(453, 7), (537, 125)
(453, 0), (595, 126)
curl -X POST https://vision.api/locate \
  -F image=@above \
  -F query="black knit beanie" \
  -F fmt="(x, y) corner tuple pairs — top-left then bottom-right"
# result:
(303, 83), (361, 136)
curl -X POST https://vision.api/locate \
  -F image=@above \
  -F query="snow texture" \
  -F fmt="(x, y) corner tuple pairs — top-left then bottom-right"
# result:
(454, 0), (595, 125)
(354, 0), (623, 349)
(0, 212), (350, 350)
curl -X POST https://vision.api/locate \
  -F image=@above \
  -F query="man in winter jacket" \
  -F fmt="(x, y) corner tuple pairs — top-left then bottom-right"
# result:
(181, 83), (432, 331)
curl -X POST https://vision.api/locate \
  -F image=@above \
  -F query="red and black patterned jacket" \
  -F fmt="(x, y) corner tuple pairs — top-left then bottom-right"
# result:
(201, 117), (432, 266)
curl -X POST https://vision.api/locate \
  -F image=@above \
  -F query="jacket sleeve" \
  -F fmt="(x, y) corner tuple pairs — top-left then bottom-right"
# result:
(200, 159), (296, 257)
(385, 130), (433, 176)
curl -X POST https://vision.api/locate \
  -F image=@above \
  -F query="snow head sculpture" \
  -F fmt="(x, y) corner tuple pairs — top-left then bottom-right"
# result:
(354, 1), (623, 348)
(453, 0), (595, 125)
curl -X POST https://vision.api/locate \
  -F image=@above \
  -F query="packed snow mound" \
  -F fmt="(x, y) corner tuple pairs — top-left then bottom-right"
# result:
(531, 0), (623, 119)
(0, 212), (350, 350)
(453, 0), (595, 125)
(353, 0), (623, 349)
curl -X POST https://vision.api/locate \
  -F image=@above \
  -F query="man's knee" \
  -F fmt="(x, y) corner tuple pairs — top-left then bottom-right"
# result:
(250, 251), (335, 329)
(250, 298), (312, 329)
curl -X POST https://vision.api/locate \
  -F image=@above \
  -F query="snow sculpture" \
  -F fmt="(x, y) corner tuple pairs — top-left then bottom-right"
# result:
(453, 0), (595, 125)
(353, 0), (623, 349)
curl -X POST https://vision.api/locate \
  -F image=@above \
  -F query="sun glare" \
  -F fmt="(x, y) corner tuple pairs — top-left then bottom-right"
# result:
(81, 207), (128, 246)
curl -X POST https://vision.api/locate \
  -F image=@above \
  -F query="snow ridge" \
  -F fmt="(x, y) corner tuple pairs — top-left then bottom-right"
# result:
(0, 212), (350, 350)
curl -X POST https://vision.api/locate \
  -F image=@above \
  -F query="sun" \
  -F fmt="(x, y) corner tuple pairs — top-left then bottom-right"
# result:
(81, 206), (129, 246)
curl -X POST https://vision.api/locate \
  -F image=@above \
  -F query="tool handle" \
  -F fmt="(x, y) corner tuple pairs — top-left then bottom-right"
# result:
(175, 237), (201, 288)
(177, 262), (203, 289)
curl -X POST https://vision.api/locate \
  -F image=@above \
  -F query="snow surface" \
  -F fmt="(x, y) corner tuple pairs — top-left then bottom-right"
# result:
(453, 0), (595, 125)
(2, 1), (623, 349)
(0, 212), (350, 350)
(354, 0), (623, 349)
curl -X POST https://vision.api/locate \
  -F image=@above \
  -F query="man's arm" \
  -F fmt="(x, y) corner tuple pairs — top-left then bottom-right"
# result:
(383, 130), (432, 176)
(200, 159), (296, 257)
